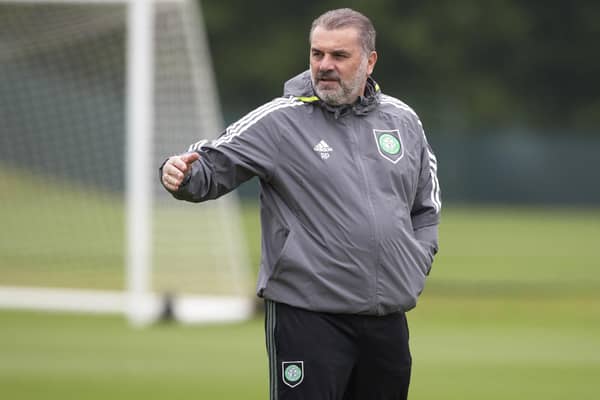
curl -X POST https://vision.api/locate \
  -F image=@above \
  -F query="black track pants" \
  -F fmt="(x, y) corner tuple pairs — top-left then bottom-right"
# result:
(265, 300), (412, 400)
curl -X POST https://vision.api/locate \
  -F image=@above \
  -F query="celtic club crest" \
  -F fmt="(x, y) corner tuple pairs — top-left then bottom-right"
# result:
(373, 129), (404, 163)
(282, 361), (304, 388)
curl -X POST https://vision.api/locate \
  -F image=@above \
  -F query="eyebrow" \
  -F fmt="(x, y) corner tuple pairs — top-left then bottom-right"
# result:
(332, 50), (351, 57)
(311, 47), (351, 56)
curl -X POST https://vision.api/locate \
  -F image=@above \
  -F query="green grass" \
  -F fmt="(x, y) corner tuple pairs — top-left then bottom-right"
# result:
(0, 167), (125, 288)
(1, 294), (598, 399)
(0, 312), (268, 400)
(1, 167), (600, 399)
(0, 166), (254, 294)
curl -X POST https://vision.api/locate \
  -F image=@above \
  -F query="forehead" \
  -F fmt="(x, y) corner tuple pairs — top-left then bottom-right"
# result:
(310, 26), (361, 51)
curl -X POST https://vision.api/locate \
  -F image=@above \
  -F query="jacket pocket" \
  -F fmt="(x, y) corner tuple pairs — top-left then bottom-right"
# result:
(271, 228), (295, 279)
(414, 239), (434, 276)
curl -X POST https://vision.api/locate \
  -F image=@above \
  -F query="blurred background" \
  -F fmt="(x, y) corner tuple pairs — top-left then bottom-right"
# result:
(207, 0), (600, 204)
(0, 0), (599, 399)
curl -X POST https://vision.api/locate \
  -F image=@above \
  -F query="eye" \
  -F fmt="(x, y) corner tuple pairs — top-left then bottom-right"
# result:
(311, 50), (323, 59)
(332, 52), (349, 59)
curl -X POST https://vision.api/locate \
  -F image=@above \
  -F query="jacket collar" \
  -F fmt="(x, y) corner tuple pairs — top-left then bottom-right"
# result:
(283, 70), (381, 118)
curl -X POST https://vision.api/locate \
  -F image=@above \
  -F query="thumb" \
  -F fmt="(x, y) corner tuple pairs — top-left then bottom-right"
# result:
(180, 151), (200, 165)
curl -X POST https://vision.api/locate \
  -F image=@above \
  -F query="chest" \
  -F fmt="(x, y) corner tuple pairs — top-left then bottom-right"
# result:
(276, 110), (423, 192)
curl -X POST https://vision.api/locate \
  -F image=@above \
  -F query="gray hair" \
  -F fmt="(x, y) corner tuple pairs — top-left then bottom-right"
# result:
(310, 8), (376, 54)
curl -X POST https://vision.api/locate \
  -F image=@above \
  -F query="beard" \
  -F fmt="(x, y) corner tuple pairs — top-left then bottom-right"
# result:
(310, 58), (368, 106)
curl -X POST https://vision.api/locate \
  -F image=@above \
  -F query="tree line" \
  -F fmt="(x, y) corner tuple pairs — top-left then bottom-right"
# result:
(202, 0), (599, 136)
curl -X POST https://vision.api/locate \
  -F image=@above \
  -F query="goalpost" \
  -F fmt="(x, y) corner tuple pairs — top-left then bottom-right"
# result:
(0, 0), (255, 324)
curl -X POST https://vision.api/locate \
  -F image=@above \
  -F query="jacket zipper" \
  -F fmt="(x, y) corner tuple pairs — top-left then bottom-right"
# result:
(347, 117), (382, 314)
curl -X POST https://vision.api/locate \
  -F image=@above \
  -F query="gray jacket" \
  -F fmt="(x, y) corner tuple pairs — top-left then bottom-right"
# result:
(165, 71), (441, 315)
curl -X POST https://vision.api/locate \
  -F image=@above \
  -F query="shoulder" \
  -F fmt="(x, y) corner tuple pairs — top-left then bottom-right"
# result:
(239, 96), (307, 124)
(379, 94), (421, 121)
(213, 97), (306, 146)
(378, 93), (426, 135)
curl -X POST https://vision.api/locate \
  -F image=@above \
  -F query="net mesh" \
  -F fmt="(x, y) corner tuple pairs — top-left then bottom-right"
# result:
(0, 1), (252, 300)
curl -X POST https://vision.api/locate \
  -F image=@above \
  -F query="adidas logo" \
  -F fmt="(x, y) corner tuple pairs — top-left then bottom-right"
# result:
(313, 140), (333, 160)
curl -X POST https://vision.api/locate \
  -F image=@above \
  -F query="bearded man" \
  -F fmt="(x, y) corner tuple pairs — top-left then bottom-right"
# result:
(160, 8), (441, 400)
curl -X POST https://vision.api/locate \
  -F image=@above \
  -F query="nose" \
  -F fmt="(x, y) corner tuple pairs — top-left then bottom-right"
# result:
(319, 54), (336, 72)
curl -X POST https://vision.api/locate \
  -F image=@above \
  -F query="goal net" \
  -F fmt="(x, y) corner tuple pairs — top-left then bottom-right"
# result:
(0, 0), (255, 324)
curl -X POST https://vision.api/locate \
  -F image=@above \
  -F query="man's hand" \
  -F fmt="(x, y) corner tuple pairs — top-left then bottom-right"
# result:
(161, 152), (201, 192)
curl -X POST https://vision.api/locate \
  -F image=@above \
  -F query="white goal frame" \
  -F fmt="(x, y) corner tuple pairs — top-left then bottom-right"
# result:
(0, 0), (255, 325)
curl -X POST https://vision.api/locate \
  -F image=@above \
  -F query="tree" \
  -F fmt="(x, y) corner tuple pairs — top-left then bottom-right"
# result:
(202, 0), (600, 135)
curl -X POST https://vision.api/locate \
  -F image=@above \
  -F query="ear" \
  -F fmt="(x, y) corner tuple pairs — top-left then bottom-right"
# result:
(366, 51), (378, 75)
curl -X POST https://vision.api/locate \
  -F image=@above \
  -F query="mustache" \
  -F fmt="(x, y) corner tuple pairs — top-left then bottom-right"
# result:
(316, 70), (340, 81)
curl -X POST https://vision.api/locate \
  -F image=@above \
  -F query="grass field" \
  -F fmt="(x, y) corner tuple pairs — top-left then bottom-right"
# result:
(0, 166), (252, 295)
(1, 173), (600, 398)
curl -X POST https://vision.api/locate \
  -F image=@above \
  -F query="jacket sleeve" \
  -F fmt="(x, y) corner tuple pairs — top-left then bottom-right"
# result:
(162, 102), (282, 203)
(410, 117), (442, 263)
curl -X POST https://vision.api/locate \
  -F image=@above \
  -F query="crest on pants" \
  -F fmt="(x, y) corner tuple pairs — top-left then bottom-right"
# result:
(282, 361), (304, 388)
(373, 129), (404, 163)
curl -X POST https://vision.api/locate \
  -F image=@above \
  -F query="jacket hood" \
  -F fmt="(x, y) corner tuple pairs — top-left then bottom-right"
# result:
(283, 70), (381, 117)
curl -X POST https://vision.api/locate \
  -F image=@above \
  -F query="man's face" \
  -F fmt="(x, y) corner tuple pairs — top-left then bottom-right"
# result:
(310, 26), (377, 105)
